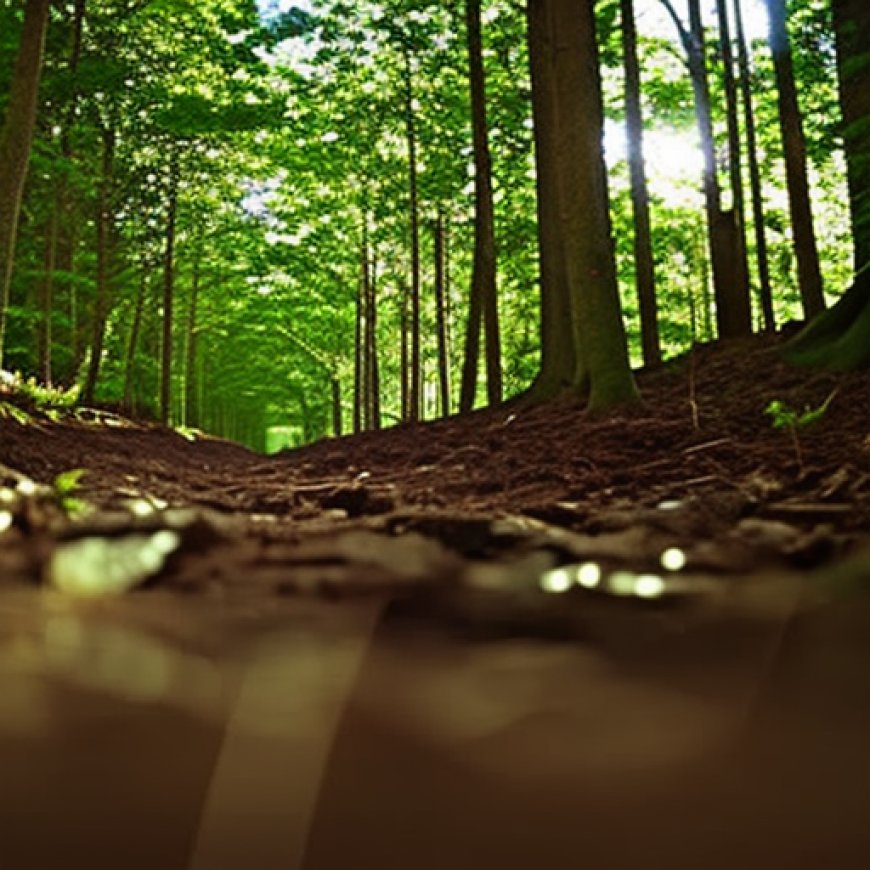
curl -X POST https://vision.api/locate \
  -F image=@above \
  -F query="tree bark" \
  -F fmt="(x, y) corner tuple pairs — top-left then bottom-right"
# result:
(764, 0), (826, 318)
(832, 0), (870, 275)
(184, 250), (201, 428)
(123, 267), (148, 413)
(434, 211), (451, 416)
(402, 49), (422, 422)
(621, 0), (661, 366)
(160, 148), (180, 425)
(368, 249), (381, 430)
(525, 0), (577, 400)
(660, 0), (750, 339)
(526, 0), (637, 411)
(0, 0), (52, 366)
(461, 0), (503, 411)
(715, 0), (753, 332)
(82, 125), (116, 406)
(37, 207), (59, 384)
(734, 0), (775, 330)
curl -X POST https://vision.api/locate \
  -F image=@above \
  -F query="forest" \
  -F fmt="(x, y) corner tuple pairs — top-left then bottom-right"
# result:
(1, 1), (870, 868)
(0, 0), (867, 449)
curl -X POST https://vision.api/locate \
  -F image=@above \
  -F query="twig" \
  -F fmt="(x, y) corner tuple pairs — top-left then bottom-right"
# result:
(688, 348), (700, 430)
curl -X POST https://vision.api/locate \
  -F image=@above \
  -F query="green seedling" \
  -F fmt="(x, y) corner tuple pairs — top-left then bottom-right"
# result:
(765, 389), (838, 474)
(52, 468), (89, 517)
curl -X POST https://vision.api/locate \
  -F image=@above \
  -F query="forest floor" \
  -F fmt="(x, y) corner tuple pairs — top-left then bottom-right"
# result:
(1, 330), (868, 603)
(2, 332), (870, 869)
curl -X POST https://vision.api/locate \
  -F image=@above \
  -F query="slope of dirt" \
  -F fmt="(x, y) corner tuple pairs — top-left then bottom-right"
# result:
(0, 332), (868, 613)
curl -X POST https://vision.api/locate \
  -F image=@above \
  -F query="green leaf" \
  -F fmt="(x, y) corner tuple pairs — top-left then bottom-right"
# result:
(54, 468), (87, 497)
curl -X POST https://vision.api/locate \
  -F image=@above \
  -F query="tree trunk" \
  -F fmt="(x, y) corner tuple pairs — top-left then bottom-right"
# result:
(123, 267), (148, 413)
(434, 211), (451, 416)
(400, 286), (410, 420)
(526, 0), (638, 411)
(353, 240), (364, 434)
(37, 207), (59, 384)
(660, 0), (750, 339)
(403, 49), (422, 422)
(184, 251), (201, 428)
(525, 0), (578, 400)
(764, 0), (826, 318)
(832, 0), (870, 275)
(715, 0), (753, 332)
(331, 376), (342, 437)
(734, 0), (775, 330)
(786, 270), (870, 369)
(362, 228), (374, 430)
(368, 249), (381, 430)
(82, 125), (116, 406)
(0, 0), (52, 366)
(621, 0), (661, 366)
(461, 0), (502, 412)
(160, 148), (180, 425)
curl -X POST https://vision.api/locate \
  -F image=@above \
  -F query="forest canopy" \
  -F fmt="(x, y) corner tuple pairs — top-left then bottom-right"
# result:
(0, 0), (866, 450)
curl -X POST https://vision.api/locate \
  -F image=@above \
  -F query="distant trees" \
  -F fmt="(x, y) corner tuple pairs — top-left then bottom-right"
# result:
(0, 0), (52, 366)
(0, 0), (861, 446)
(764, 0), (827, 319)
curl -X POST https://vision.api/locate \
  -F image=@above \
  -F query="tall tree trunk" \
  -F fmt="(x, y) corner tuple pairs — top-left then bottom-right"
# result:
(82, 125), (116, 406)
(331, 376), (342, 437)
(400, 287), (410, 420)
(734, 0), (776, 330)
(660, 0), (749, 339)
(621, 0), (661, 366)
(353, 261), (363, 433)
(123, 267), (148, 413)
(184, 251), (201, 428)
(50, 0), (87, 384)
(37, 208), (59, 384)
(403, 49), (422, 422)
(715, 0), (753, 331)
(526, 0), (637, 411)
(525, 0), (577, 400)
(368, 249), (381, 430)
(764, 0), (826, 318)
(461, 0), (503, 412)
(434, 211), (451, 416)
(361, 228), (373, 431)
(160, 148), (180, 425)
(0, 0), (52, 366)
(832, 0), (870, 275)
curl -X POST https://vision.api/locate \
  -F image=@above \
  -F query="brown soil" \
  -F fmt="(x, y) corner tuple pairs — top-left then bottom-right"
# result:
(3, 333), (870, 870)
(1, 333), (869, 606)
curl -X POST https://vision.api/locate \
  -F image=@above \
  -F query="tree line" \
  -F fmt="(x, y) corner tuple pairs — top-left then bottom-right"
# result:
(0, 0), (867, 450)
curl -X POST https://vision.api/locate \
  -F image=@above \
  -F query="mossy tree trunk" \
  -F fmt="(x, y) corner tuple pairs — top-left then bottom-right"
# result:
(526, 0), (638, 412)
(832, 0), (870, 275)
(786, 271), (870, 370)
(0, 0), (52, 367)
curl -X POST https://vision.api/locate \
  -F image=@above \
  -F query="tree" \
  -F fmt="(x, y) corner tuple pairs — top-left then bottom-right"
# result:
(0, 0), (52, 367)
(460, 0), (503, 411)
(660, 0), (753, 339)
(734, 0), (776, 330)
(620, 0), (661, 366)
(764, 0), (826, 319)
(832, 0), (870, 274)
(526, 0), (638, 412)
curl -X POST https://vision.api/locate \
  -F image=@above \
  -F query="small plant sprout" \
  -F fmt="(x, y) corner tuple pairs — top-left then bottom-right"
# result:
(52, 468), (89, 517)
(765, 389), (838, 474)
